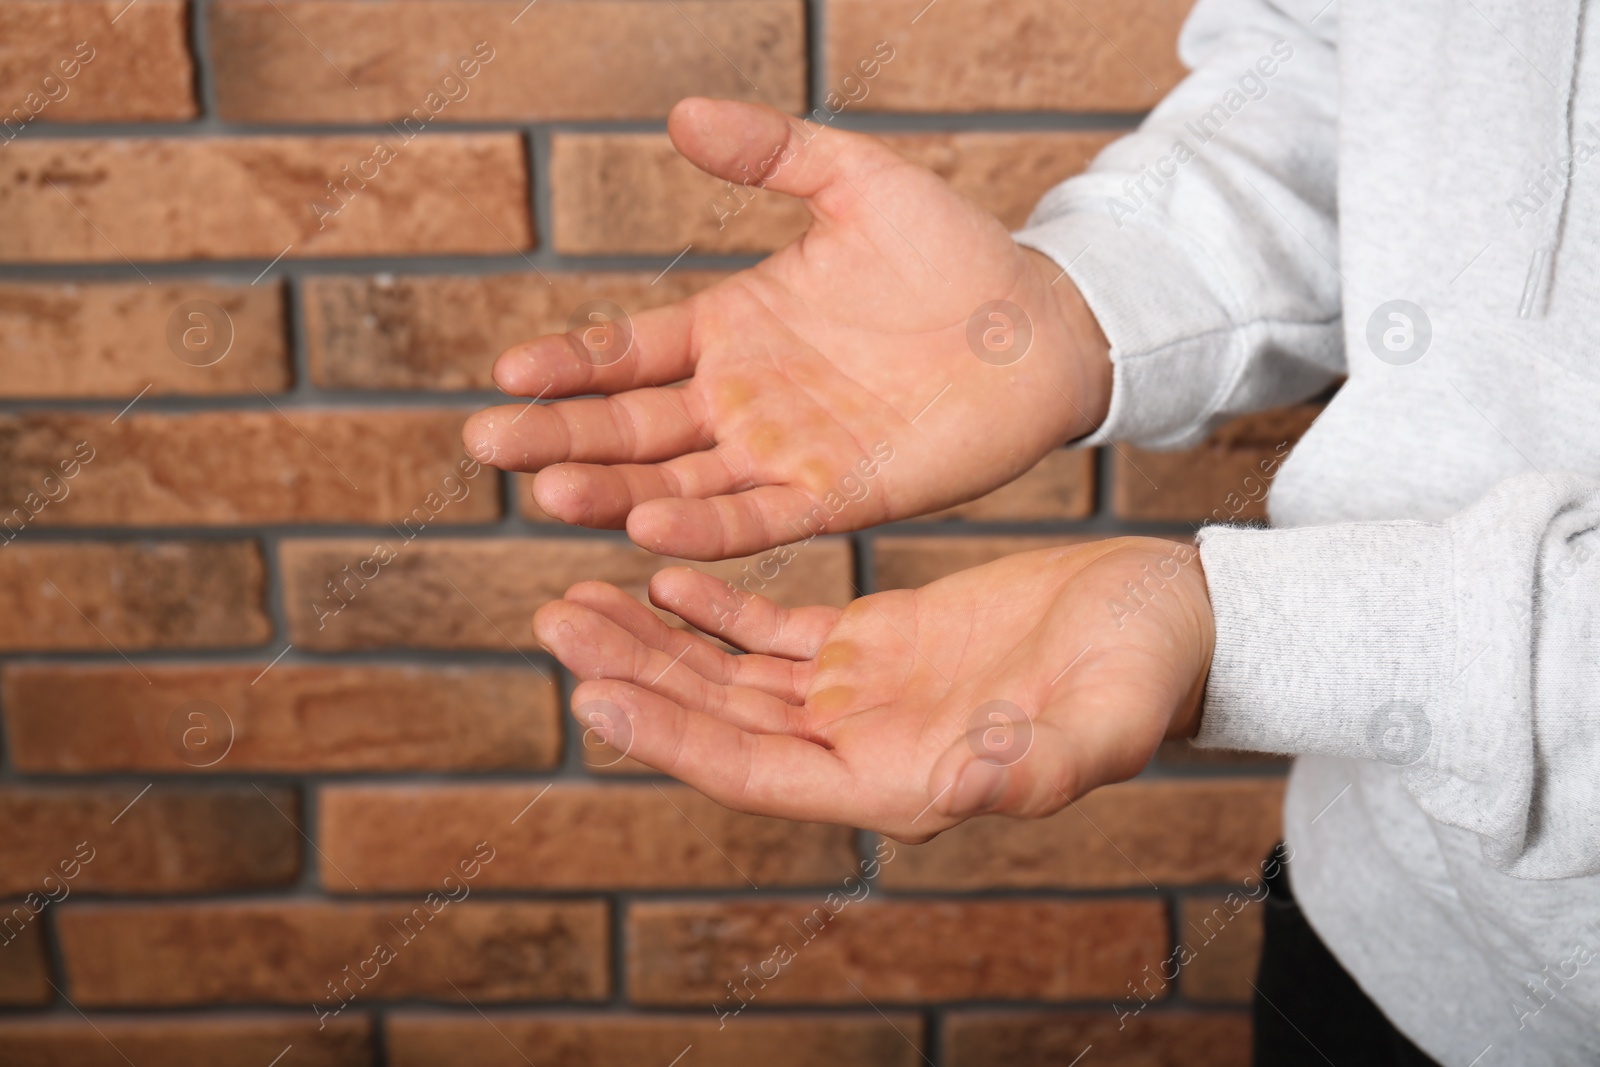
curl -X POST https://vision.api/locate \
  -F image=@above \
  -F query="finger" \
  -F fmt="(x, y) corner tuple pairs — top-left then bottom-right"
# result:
(627, 485), (835, 560)
(464, 387), (711, 473)
(571, 678), (857, 823)
(536, 600), (805, 736)
(648, 566), (840, 660)
(668, 97), (906, 216)
(560, 580), (808, 703)
(532, 449), (748, 528)
(492, 300), (699, 399)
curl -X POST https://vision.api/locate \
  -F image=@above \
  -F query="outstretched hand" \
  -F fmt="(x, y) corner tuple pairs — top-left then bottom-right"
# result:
(463, 97), (1111, 561)
(535, 539), (1212, 841)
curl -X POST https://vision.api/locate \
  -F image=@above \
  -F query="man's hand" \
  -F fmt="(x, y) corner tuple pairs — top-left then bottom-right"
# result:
(535, 538), (1212, 841)
(463, 97), (1111, 561)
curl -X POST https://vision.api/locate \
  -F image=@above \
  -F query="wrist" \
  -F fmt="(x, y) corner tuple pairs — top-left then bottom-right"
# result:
(1166, 548), (1215, 740)
(1020, 247), (1113, 440)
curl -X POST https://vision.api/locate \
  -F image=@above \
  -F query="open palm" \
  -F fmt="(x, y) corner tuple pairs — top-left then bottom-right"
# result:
(535, 538), (1212, 840)
(464, 97), (1110, 561)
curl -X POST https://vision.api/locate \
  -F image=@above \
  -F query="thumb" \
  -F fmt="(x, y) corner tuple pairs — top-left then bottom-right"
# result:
(666, 96), (903, 204)
(927, 714), (1080, 823)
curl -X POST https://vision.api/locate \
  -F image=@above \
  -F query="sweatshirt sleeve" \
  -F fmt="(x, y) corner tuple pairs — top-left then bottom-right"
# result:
(1194, 472), (1600, 880)
(1014, 0), (1345, 449)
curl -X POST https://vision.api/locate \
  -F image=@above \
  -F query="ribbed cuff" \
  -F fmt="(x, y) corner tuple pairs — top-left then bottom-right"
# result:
(1014, 208), (1239, 449)
(1193, 520), (1457, 761)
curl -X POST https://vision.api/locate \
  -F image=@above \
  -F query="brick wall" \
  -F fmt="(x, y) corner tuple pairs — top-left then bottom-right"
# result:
(0, 1), (1309, 1063)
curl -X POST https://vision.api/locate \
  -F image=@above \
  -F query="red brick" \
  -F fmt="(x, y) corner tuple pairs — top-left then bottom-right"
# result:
(551, 131), (1116, 255)
(0, 135), (531, 262)
(281, 536), (853, 651)
(879, 779), (1284, 890)
(627, 898), (1167, 1004)
(0, 917), (52, 1005)
(304, 271), (722, 390)
(318, 784), (856, 891)
(0, 2), (195, 123)
(0, 785), (300, 894)
(1178, 896), (1264, 1004)
(58, 901), (608, 1006)
(828, 0), (1193, 113)
(210, 0), (804, 122)
(0, 282), (289, 398)
(872, 534), (1102, 590)
(0, 411), (497, 527)
(387, 1012), (924, 1067)
(0, 541), (270, 651)
(944, 1010), (1250, 1067)
(3, 664), (559, 773)
(1113, 406), (1322, 523)
(0, 1014), (372, 1066)
(899, 131), (1117, 232)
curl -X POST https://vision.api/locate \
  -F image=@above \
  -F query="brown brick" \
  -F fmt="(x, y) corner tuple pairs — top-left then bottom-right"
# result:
(0, 135), (531, 263)
(1113, 406), (1322, 523)
(0, 916), (52, 1005)
(282, 536), (853, 651)
(911, 450), (1094, 522)
(0, 2), (195, 123)
(1178, 896), (1264, 1004)
(903, 130), (1120, 232)
(211, 0), (804, 122)
(551, 131), (1116, 255)
(550, 131), (793, 256)
(388, 1012), (924, 1067)
(0, 281), (290, 398)
(0, 411), (497, 527)
(58, 901), (608, 1006)
(944, 1010), (1250, 1067)
(3, 663), (559, 773)
(829, 0), (1193, 113)
(627, 898), (1167, 1004)
(872, 534), (1102, 590)
(0, 541), (270, 651)
(305, 271), (723, 390)
(0, 1014), (373, 1067)
(318, 784), (855, 892)
(879, 779), (1284, 890)
(0, 785), (300, 894)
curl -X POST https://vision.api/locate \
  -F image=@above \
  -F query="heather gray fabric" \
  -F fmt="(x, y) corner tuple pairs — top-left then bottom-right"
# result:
(1014, 0), (1600, 1063)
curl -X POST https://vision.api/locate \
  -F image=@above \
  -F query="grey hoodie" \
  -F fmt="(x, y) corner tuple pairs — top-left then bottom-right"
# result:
(1016, 0), (1600, 1062)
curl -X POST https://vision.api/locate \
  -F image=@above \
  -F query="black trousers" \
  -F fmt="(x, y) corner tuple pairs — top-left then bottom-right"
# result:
(1253, 844), (1443, 1067)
